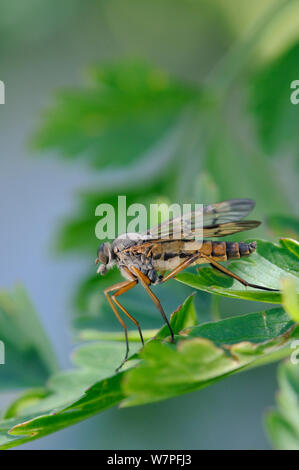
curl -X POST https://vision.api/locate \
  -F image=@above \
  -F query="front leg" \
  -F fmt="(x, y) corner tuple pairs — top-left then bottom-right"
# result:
(130, 266), (175, 343)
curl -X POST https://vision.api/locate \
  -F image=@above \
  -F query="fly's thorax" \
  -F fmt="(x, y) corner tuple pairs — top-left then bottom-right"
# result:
(112, 233), (146, 254)
(117, 249), (159, 284)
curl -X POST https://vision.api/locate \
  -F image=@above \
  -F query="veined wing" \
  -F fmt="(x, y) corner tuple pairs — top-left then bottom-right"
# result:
(143, 198), (258, 240)
(202, 199), (256, 226)
(203, 220), (260, 237)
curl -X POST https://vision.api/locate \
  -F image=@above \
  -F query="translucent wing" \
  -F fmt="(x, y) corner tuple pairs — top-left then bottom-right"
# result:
(202, 199), (256, 226)
(143, 198), (258, 240)
(202, 220), (261, 237)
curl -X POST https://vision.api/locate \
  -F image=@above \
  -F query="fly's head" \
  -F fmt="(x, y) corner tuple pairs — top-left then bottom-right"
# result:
(95, 242), (114, 275)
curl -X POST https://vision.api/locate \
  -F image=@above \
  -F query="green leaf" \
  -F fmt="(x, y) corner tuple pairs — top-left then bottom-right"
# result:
(33, 62), (198, 169)
(155, 294), (197, 340)
(0, 374), (126, 450)
(176, 239), (299, 303)
(266, 361), (299, 450)
(0, 286), (58, 390)
(281, 277), (299, 323)
(185, 307), (293, 345)
(0, 294), (298, 449)
(122, 306), (297, 407)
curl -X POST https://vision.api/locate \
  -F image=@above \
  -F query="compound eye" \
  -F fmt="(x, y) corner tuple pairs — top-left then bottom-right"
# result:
(97, 243), (110, 264)
(97, 250), (106, 264)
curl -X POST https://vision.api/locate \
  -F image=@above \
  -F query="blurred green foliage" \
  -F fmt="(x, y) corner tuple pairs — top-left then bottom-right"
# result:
(33, 63), (198, 169)
(251, 42), (299, 159)
(266, 361), (299, 449)
(0, 286), (58, 390)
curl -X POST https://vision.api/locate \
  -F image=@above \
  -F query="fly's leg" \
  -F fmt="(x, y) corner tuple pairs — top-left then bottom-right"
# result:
(159, 250), (278, 292)
(112, 282), (144, 346)
(201, 255), (279, 292)
(160, 252), (201, 283)
(104, 278), (139, 371)
(130, 266), (175, 343)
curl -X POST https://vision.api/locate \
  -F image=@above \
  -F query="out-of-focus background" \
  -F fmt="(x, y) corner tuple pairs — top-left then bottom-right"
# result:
(0, 0), (299, 449)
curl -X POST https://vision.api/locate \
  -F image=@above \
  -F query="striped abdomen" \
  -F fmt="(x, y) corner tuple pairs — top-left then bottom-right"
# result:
(200, 240), (257, 261)
(151, 239), (257, 273)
